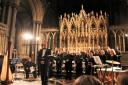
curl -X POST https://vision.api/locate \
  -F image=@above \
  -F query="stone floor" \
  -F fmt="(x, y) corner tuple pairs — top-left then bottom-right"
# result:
(0, 73), (74, 85)
(7, 78), (74, 85)
(7, 77), (74, 85)
(10, 79), (41, 85)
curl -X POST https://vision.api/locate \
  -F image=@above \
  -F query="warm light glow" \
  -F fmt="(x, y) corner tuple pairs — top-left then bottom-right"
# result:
(36, 37), (40, 41)
(23, 32), (33, 40)
(125, 34), (128, 37)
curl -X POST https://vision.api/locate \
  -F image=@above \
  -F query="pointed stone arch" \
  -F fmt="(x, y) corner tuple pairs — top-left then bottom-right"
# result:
(28, 0), (43, 22)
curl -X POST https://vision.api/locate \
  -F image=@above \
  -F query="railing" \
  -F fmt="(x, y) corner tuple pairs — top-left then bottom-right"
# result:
(0, 23), (8, 55)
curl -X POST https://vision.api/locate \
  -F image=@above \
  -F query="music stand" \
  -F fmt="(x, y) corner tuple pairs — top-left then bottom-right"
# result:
(106, 60), (121, 85)
(93, 56), (107, 84)
(93, 56), (102, 65)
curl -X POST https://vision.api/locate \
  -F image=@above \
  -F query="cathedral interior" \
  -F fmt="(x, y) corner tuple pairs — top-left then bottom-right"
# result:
(0, 0), (128, 59)
(0, 0), (128, 84)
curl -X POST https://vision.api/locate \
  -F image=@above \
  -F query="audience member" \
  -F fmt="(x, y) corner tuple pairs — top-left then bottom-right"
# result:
(73, 75), (102, 85)
(117, 73), (128, 85)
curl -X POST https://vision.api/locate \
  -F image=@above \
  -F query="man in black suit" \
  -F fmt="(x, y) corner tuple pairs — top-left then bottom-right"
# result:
(37, 44), (51, 85)
(65, 54), (73, 80)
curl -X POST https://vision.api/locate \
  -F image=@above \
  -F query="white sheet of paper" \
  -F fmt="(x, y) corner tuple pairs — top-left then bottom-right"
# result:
(93, 56), (102, 65)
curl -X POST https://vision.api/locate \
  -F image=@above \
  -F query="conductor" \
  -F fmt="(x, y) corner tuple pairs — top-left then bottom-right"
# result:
(37, 43), (51, 85)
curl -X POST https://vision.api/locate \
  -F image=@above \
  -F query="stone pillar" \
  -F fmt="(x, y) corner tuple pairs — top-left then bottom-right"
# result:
(6, 2), (12, 28)
(52, 33), (55, 50)
(7, 0), (20, 59)
(59, 33), (62, 49)
(3, 34), (7, 54)
(67, 36), (70, 52)
(123, 33), (125, 52)
(118, 35), (121, 51)
(97, 34), (99, 47)
(92, 35), (94, 51)
(88, 34), (90, 49)
(1, 3), (7, 23)
(0, 34), (1, 52)
(75, 37), (77, 52)
(32, 21), (42, 64)
(84, 37), (86, 50)
(46, 33), (49, 48)
(113, 31), (117, 49)
(38, 22), (42, 49)
(105, 35), (108, 49)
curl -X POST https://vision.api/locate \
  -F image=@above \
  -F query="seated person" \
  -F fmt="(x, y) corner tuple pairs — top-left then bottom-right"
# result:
(24, 58), (37, 79)
(73, 75), (102, 85)
(117, 73), (128, 85)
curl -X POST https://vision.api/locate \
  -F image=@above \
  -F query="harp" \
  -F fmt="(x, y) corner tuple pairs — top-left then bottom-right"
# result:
(0, 53), (13, 82)
(0, 41), (13, 83)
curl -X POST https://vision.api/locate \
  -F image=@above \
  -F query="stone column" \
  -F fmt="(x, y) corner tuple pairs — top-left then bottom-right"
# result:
(3, 34), (7, 54)
(97, 34), (99, 47)
(32, 21), (42, 63)
(38, 23), (42, 49)
(46, 33), (49, 48)
(123, 33), (125, 52)
(105, 34), (108, 49)
(8, 1), (20, 59)
(75, 37), (77, 52)
(67, 36), (70, 52)
(1, 3), (7, 23)
(118, 35), (121, 51)
(88, 34), (90, 49)
(93, 35), (94, 51)
(59, 33), (62, 49)
(6, 2), (12, 28)
(0, 34), (3, 54)
(52, 32), (55, 50)
(113, 31), (117, 49)
(0, 34), (1, 52)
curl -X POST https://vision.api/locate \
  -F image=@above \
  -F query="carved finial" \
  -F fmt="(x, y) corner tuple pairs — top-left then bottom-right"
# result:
(87, 13), (90, 17)
(72, 13), (74, 17)
(105, 12), (107, 16)
(75, 14), (78, 19)
(73, 13), (75, 16)
(60, 15), (62, 19)
(100, 10), (102, 15)
(96, 12), (98, 17)
(67, 14), (70, 19)
(81, 5), (84, 10)
(64, 13), (66, 17)
(91, 11), (94, 15)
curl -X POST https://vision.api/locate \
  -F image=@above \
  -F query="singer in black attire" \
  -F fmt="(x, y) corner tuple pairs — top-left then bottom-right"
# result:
(37, 44), (51, 85)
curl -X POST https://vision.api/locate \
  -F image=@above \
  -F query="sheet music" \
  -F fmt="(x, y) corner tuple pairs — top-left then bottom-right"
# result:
(42, 49), (46, 57)
(93, 56), (102, 65)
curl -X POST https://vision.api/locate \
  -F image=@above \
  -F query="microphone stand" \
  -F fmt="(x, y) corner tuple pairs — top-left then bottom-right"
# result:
(102, 64), (108, 84)
(112, 60), (114, 85)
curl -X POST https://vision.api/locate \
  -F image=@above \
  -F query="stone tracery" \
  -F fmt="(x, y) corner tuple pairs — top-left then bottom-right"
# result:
(59, 6), (108, 52)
